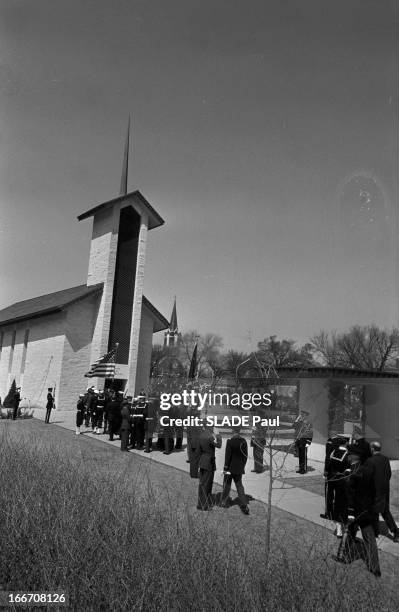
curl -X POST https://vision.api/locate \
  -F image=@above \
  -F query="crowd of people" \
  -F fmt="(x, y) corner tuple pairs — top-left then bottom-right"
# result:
(323, 435), (399, 577)
(24, 386), (395, 577)
(74, 387), (271, 516)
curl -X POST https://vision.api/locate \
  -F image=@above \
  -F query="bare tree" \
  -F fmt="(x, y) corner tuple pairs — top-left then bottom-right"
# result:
(180, 331), (224, 377)
(311, 325), (399, 371)
(256, 335), (315, 368)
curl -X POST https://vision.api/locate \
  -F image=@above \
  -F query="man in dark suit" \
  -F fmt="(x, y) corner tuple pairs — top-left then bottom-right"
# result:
(334, 444), (381, 576)
(197, 425), (222, 511)
(187, 406), (201, 478)
(12, 387), (21, 420)
(366, 441), (399, 543)
(221, 426), (249, 514)
(293, 410), (313, 473)
(120, 400), (131, 452)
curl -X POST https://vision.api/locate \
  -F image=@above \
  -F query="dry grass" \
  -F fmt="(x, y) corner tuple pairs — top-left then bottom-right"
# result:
(0, 421), (398, 612)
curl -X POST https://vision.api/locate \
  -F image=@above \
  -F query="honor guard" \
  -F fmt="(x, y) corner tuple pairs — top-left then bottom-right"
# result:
(293, 410), (313, 473)
(76, 394), (85, 435)
(84, 388), (94, 427)
(334, 443), (381, 576)
(120, 399), (131, 452)
(130, 396), (145, 449)
(143, 397), (158, 453)
(322, 435), (350, 537)
(90, 389), (99, 431)
(95, 392), (105, 435)
(45, 388), (54, 424)
(108, 391), (123, 441)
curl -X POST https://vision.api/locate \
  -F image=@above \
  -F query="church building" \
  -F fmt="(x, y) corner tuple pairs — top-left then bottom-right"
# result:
(0, 122), (169, 409)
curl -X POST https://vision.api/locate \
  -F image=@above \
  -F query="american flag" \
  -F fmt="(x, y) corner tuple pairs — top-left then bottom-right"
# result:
(85, 346), (117, 378)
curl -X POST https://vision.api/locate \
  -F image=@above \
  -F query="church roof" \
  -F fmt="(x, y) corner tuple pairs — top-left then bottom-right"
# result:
(77, 190), (164, 230)
(169, 298), (178, 332)
(142, 296), (169, 332)
(0, 284), (169, 332)
(0, 284), (104, 326)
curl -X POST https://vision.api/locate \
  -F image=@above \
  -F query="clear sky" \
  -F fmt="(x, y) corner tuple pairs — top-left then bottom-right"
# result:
(1, 0), (398, 352)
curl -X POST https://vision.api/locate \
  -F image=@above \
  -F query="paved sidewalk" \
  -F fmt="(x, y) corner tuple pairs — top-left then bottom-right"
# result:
(34, 408), (399, 558)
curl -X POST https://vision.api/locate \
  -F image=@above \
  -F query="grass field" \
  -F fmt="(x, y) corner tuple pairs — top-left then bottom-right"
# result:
(1, 419), (398, 611)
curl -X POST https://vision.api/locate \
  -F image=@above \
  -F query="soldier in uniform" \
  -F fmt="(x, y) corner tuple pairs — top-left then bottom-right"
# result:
(322, 435), (350, 537)
(12, 387), (21, 420)
(334, 443), (381, 576)
(76, 393), (85, 435)
(143, 397), (158, 453)
(103, 388), (112, 434)
(90, 389), (99, 431)
(293, 410), (313, 473)
(120, 399), (131, 452)
(44, 388), (54, 424)
(163, 408), (175, 455)
(95, 391), (106, 434)
(173, 402), (184, 451)
(129, 398), (144, 449)
(197, 425), (222, 511)
(135, 396), (146, 449)
(84, 388), (93, 427)
(107, 391), (122, 441)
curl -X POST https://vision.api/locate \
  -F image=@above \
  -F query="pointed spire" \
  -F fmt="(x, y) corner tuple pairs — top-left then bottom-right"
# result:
(169, 296), (178, 333)
(119, 116), (130, 195)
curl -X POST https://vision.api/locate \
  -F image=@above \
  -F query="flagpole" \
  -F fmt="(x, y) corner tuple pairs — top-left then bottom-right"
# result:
(112, 343), (119, 392)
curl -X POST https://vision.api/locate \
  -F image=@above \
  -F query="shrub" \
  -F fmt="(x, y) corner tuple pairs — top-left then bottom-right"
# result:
(3, 379), (17, 407)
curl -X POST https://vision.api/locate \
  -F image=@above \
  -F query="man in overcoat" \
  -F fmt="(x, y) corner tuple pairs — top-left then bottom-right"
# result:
(197, 425), (222, 511)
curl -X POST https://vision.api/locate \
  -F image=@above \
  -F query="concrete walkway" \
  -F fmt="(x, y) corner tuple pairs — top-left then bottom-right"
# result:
(33, 408), (399, 558)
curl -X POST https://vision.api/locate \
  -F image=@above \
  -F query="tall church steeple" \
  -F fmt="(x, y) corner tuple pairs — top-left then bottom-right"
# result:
(164, 297), (180, 347)
(119, 116), (130, 195)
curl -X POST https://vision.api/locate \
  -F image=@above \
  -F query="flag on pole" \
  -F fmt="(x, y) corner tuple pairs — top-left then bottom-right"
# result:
(85, 346), (117, 378)
(188, 342), (198, 380)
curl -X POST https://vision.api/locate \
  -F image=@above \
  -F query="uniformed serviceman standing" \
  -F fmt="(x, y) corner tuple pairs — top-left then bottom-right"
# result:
(45, 388), (54, 424)
(293, 410), (313, 473)
(95, 392), (105, 435)
(76, 394), (85, 435)
(120, 400), (131, 452)
(107, 391), (121, 441)
(143, 397), (158, 453)
(322, 435), (350, 537)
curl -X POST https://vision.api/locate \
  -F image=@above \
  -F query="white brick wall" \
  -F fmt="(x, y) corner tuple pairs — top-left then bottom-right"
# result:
(135, 307), (154, 394)
(0, 313), (66, 408)
(127, 211), (148, 394)
(59, 294), (100, 409)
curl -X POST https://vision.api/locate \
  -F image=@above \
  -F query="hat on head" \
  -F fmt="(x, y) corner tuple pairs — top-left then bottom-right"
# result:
(48, 388), (53, 392)
(93, 389), (99, 394)
(79, 393), (84, 397)
(118, 391), (124, 395)
(346, 443), (362, 455)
